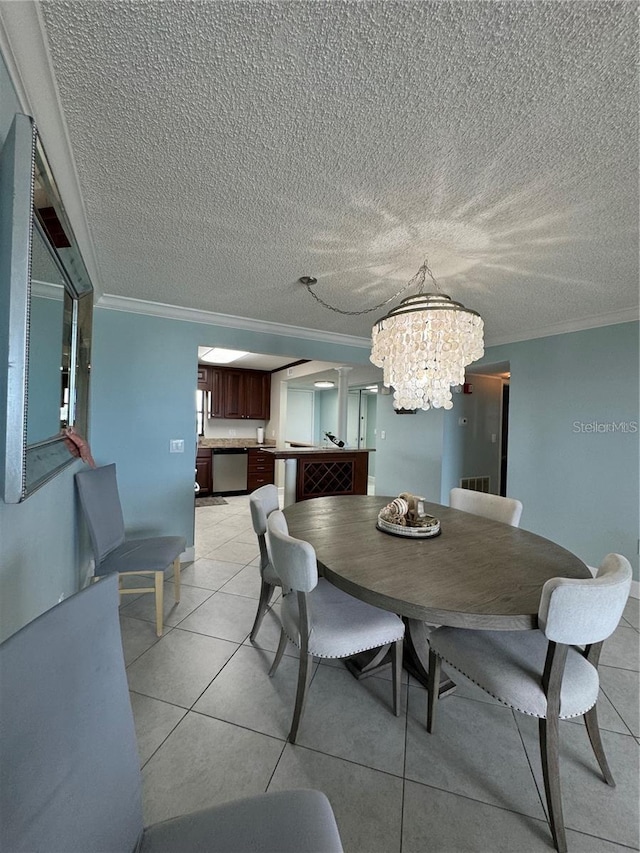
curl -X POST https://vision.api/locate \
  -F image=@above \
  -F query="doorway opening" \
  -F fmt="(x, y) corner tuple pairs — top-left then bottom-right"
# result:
(462, 362), (511, 497)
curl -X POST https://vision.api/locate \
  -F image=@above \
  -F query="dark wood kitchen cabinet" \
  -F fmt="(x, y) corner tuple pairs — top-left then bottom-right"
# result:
(224, 370), (270, 420)
(208, 368), (224, 418)
(221, 369), (245, 419)
(195, 448), (212, 495)
(247, 448), (275, 491)
(198, 366), (271, 420)
(244, 371), (270, 420)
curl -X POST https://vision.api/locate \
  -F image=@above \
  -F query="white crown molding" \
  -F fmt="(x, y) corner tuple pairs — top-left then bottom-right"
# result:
(0, 0), (103, 296)
(98, 292), (637, 352)
(485, 307), (639, 349)
(96, 293), (373, 350)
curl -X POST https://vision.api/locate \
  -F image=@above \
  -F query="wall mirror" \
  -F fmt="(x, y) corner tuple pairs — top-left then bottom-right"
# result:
(0, 113), (93, 502)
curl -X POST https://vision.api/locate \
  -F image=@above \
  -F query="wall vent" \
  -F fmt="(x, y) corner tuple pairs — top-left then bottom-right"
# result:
(460, 476), (490, 493)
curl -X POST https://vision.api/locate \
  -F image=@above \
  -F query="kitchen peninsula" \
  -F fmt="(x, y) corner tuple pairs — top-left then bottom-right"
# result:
(261, 445), (373, 505)
(196, 440), (373, 504)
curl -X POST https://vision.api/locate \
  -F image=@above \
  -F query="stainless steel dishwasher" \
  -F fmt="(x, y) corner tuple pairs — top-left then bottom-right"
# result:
(212, 448), (248, 493)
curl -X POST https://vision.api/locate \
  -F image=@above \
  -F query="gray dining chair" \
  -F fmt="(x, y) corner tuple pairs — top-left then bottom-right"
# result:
(75, 463), (185, 636)
(426, 553), (632, 853)
(267, 509), (405, 743)
(450, 486), (523, 526)
(249, 483), (282, 641)
(0, 574), (344, 853)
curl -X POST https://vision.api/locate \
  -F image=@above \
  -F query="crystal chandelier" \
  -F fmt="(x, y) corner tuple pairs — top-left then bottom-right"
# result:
(302, 259), (484, 411)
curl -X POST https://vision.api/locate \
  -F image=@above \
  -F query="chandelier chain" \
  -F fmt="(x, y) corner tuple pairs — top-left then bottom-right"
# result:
(411, 257), (441, 294)
(302, 257), (440, 316)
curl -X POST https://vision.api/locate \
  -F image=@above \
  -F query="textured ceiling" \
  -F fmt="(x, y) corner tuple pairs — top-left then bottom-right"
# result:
(24, 1), (640, 343)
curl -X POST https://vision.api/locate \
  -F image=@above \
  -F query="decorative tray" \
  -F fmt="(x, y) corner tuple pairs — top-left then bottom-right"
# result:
(376, 513), (441, 539)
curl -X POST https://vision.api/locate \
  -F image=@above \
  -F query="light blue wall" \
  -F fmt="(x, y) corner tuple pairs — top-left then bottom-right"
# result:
(440, 405), (462, 503)
(375, 395), (446, 502)
(90, 308), (372, 551)
(483, 322), (639, 576)
(375, 322), (639, 578)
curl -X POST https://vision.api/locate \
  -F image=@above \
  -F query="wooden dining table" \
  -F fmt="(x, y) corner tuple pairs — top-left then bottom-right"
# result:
(283, 494), (591, 689)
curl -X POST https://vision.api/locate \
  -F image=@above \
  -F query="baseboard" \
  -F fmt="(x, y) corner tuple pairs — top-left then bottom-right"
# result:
(181, 546), (195, 564)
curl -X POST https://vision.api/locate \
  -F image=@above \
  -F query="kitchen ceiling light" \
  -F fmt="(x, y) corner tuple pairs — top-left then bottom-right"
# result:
(314, 380), (336, 389)
(200, 347), (249, 364)
(302, 258), (484, 411)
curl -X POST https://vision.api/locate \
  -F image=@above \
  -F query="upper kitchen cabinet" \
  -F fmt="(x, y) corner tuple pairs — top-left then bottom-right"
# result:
(199, 365), (270, 420)
(209, 367), (224, 418)
(243, 370), (271, 420)
(222, 369), (244, 419)
(222, 369), (270, 419)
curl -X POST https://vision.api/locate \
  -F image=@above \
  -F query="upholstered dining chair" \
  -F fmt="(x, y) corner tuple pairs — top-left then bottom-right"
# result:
(267, 509), (405, 743)
(426, 553), (632, 853)
(249, 483), (282, 641)
(450, 486), (523, 526)
(75, 463), (185, 636)
(0, 574), (344, 853)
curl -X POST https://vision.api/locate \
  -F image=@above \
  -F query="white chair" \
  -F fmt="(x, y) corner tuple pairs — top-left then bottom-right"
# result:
(248, 484), (282, 641)
(267, 510), (405, 743)
(426, 553), (632, 853)
(0, 573), (344, 853)
(450, 486), (523, 526)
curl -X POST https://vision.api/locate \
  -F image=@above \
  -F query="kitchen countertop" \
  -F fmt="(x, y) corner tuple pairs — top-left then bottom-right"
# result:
(260, 445), (375, 458)
(197, 439), (375, 455)
(198, 439), (276, 449)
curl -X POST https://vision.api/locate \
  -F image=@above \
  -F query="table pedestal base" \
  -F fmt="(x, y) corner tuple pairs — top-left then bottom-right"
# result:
(344, 645), (393, 680)
(344, 619), (456, 697)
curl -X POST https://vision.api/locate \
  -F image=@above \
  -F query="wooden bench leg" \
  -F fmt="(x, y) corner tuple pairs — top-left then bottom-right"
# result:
(155, 571), (164, 637)
(172, 557), (181, 603)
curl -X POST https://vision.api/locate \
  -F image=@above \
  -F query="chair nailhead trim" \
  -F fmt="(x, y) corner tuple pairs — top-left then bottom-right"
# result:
(281, 629), (404, 659)
(432, 652), (597, 719)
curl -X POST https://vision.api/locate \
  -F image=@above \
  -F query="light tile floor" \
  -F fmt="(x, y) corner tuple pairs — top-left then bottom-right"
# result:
(119, 495), (640, 853)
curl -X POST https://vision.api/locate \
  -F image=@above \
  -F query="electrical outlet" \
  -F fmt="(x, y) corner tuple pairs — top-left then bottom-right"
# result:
(228, 429), (237, 437)
(169, 439), (184, 453)
(380, 430), (386, 439)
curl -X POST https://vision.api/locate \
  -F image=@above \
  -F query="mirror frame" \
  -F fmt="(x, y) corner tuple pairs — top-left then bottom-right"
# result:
(0, 113), (93, 502)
